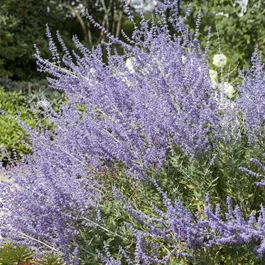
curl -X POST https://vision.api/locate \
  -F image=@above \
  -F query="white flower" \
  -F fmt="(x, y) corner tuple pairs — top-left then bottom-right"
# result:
(235, 0), (248, 17)
(89, 68), (96, 75)
(219, 82), (235, 98)
(209, 69), (218, 82)
(215, 12), (229, 18)
(181, 55), (186, 64)
(213, 53), (227, 68)
(125, 57), (135, 73)
(87, 68), (96, 86)
(37, 100), (50, 109)
(224, 82), (235, 98)
(211, 81), (218, 90)
(181, 55), (194, 66)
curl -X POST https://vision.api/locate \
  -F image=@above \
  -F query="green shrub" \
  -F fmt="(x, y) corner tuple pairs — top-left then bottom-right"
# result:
(0, 79), (67, 165)
(0, 241), (65, 265)
(0, 78), (67, 112)
(0, 86), (35, 164)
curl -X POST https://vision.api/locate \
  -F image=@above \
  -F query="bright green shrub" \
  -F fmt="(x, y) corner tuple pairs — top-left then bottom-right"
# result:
(0, 86), (36, 163)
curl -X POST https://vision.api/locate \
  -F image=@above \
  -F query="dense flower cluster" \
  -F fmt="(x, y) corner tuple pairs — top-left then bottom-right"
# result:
(238, 49), (265, 145)
(1, 0), (265, 264)
(34, 3), (224, 178)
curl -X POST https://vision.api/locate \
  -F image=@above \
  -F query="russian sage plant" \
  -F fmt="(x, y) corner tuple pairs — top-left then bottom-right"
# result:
(2, 0), (265, 264)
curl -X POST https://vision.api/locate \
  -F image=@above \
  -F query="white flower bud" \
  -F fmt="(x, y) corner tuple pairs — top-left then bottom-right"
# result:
(37, 100), (50, 109)
(89, 68), (96, 75)
(218, 82), (235, 98)
(211, 81), (218, 89)
(181, 55), (186, 64)
(125, 57), (135, 73)
(209, 69), (218, 82)
(224, 82), (235, 98)
(213, 53), (227, 68)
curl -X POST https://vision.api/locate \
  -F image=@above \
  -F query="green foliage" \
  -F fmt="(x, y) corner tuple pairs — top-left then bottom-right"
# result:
(0, 241), (65, 265)
(0, 86), (35, 163)
(69, 132), (265, 264)
(156, 136), (265, 217)
(0, 0), (143, 80)
(0, 78), (68, 112)
(0, 0), (151, 81)
(32, 253), (65, 265)
(0, 0), (72, 80)
(180, 1), (265, 72)
(72, 166), (137, 264)
(192, 243), (265, 265)
(0, 241), (35, 265)
(0, 80), (67, 165)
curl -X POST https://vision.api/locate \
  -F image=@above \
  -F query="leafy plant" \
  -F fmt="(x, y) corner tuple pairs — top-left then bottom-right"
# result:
(0, 79), (67, 165)
(0, 241), (35, 265)
(0, 86), (36, 164)
(0, 241), (65, 265)
(180, 0), (265, 77)
(0, 0), (73, 80)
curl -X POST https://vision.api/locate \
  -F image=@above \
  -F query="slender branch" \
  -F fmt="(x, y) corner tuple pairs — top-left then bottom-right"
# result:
(18, 231), (63, 254)
(115, 10), (123, 38)
(64, 4), (90, 48)
(82, 216), (131, 242)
